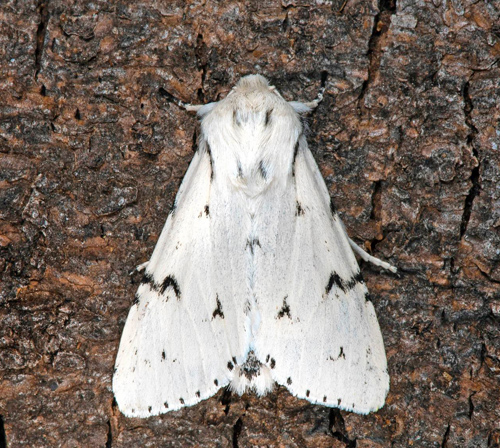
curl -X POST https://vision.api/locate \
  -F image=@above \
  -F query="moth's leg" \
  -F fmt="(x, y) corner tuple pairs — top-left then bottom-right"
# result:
(184, 104), (204, 112)
(349, 239), (398, 273)
(130, 261), (149, 275)
(303, 85), (326, 109)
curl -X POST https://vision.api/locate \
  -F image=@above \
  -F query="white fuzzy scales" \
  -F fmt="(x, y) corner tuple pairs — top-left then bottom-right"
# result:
(113, 75), (393, 418)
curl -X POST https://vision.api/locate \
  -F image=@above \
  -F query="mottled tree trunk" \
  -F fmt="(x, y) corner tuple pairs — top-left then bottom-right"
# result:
(1, 0), (499, 446)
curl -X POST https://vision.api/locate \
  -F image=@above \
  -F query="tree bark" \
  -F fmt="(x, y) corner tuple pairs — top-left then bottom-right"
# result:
(1, 0), (499, 446)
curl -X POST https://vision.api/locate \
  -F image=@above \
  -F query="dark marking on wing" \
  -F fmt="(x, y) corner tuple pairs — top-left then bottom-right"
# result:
(264, 108), (273, 126)
(232, 356), (237, 364)
(244, 299), (251, 314)
(246, 238), (261, 255)
(160, 275), (181, 298)
(237, 160), (243, 177)
(306, 390), (310, 397)
(196, 391), (201, 398)
(292, 140), (300, 176)
(325, 272), (344, 294)
(227, 361), (234, 371)
(161, 350), (166, 360)
(325, 271), (364, 294)
(258, 160), (268, 180)
(214, 379), (219, 386)
(141, 272), (156, 289)
(206, 142), (215, 181)
(339, 346), (345, 359)
(338, 398), (341, 406)
(343, 271), (364, 290)
(239, 351), (262, 381)
(323, 396), (327, 403)
(148, 406), (152, 413)
(293, 140), (300, 162)
(365, 292), (373, 303)
(164, 402), (169, 409)
(212, 294), (224, 319)
(204, 205), (210, 216)
(330, 198), (336, 214)
(287, 377), (292, 385)
(266, 354), (270, 363)
(170, 199), (177, 214)
(179, 398), (185, 405)
(132, 293), (140, 306)
(296, 201), (305, 216)
(277, 296), (292, 320)
(270, 358), (276, 369)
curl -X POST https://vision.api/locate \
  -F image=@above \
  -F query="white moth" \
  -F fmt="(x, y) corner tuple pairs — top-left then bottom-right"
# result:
(113, 74), (396, 418)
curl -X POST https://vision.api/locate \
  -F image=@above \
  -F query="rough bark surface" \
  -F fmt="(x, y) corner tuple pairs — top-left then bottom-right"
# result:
(1, 0), (499, 447)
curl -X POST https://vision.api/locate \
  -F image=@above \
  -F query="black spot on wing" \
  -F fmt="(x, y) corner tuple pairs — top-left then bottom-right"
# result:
(148, 406), (152, 413)
(344, 271), (364, 290)
(266, 354), (270, 363)
(237, 160), (243, 177)
(160, 275), (181, 298)
(277, 296), (292, 320)
(323, 396), (327, 403)
(339, 346), (345, 359)
(212, 295), (224, 319)
(240, 350), (262, 381)
(179, 398), (185, 405)
(227, 361), (234, 371)
(258, 160), (268, 180)
(326, 272), (345, 294)
(330, 198), (337, 214)
(132, 293), (140, 306)
(293, 140), (300, 163)
(338, 398), (341, 406)
(264, 108), (273, 126)
(287, 377), (292, 385)
(306, 390), (310, 397)
(161, 350), (166, 360)
(246, 238), (261, 255)
(164, 402), (169, 409)
(214, 379), (219, 386)
(296, 201), (305, 216)
(141, 272), (156, 290)
(270, 358), (276, 369)
(196, 391), (201, 398)
(204, 205), (210, 216)
(365, 292), (373, 302)
(169, 198), (177, 214)
(206, 142), (214, 181)
(292, 139), (300, 176)
(325, 271), (364, 295)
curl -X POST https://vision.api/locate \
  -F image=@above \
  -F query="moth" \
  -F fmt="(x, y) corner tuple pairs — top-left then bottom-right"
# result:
(113, 74), (396, 417)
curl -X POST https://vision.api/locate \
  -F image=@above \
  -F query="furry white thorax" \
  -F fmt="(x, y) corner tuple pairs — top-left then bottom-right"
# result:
(200, 75), (303, 198)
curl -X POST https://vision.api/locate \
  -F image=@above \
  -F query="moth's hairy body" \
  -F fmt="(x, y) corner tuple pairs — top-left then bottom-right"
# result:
(113, 75), (393, 418)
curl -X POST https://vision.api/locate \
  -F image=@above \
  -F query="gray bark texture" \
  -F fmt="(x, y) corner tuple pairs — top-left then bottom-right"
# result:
(1, 0), (499, 446)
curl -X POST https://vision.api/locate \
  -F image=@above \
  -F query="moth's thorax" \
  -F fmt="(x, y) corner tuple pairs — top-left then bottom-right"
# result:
(200, 78), (302, 196)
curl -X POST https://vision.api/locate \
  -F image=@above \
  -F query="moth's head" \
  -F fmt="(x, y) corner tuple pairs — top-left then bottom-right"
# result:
(195, 74), (312, 118)
(228, 74), (282, 101)
(233, 74), (270, 91)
